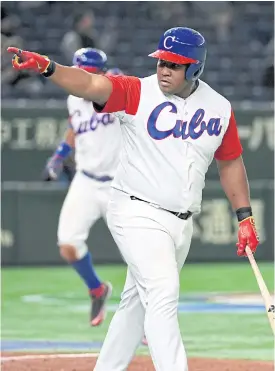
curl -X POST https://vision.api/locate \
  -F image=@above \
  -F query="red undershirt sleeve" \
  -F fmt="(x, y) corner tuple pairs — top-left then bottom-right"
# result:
(214, 109), (243, 161)
(95, 75), (141, 115)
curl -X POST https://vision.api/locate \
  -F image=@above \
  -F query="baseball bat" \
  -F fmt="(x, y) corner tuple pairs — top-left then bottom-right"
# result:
(245, 246), (275, 335)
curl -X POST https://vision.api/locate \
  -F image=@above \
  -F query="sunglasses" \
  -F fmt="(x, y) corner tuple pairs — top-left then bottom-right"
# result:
(158, 60), (186, 70)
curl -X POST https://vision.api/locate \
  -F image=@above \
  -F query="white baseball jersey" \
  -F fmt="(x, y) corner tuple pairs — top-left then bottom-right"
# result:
(96, 74), (242, 214)
(67, 95), (121, 177)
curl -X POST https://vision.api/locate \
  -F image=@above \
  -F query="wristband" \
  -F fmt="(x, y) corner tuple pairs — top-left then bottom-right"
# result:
(54, 142), (72, 159)
(42, 60), (56, 77)
(236, 207), (252, 222)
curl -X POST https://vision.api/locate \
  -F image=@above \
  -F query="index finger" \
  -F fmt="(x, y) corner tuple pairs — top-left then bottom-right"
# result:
(7, 47), (22, 54)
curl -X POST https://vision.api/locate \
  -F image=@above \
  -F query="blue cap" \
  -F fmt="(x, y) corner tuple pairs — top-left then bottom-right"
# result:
(149, 27), (206, 65)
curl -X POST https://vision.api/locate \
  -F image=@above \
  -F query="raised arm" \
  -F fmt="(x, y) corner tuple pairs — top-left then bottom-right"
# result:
(7, 47), (112, 105)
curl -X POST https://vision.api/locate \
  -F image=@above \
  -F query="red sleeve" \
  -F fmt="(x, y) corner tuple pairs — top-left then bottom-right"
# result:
(214, 109), (243, 161)
(98, 75), (141, 115)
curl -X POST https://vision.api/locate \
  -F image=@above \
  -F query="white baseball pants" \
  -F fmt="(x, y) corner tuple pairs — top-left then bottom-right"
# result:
(57, 171), (112, 258)
(94, 188), (193, 371)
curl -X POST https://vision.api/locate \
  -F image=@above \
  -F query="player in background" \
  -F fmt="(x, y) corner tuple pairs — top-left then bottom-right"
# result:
(42, 48), (122, 327)
(43, 66), (124, 185)
(8, 27), (259, 370)
(42, 57), (149, 343)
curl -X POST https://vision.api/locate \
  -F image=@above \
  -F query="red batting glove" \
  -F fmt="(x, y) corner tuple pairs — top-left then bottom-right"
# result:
(236, 217), (259, 257)
(7, 47), (51, 74)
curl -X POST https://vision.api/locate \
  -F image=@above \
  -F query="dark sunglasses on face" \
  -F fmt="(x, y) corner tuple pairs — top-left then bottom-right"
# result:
(158, 60), (185, 70)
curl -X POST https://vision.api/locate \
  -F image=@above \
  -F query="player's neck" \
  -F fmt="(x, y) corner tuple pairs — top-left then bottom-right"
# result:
(176, 80), (199, 99)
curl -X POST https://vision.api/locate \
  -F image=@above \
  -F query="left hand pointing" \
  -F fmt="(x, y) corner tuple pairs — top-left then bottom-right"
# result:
(7, 47), (51, 74)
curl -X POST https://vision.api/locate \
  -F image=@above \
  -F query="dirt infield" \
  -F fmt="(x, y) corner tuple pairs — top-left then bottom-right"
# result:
(1, 353), (274, 371)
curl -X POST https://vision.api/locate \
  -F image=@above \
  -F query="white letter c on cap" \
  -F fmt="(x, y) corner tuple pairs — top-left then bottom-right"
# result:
(163, 36), (174, 50)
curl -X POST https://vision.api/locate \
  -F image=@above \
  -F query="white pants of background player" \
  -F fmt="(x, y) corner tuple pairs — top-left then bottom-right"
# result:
(94, 188), (193, 371)
(57, 171), (111, 257)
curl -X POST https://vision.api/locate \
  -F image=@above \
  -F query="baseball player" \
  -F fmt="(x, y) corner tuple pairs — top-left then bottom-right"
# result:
(8, 27), (260, 371)
(42, 48), (122, 327)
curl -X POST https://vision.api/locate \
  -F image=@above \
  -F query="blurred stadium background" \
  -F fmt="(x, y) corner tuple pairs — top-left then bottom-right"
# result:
(1, 0), (274, 365)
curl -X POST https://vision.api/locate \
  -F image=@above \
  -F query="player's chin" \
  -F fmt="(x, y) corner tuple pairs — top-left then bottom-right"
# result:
(158, 82), (175, 94)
